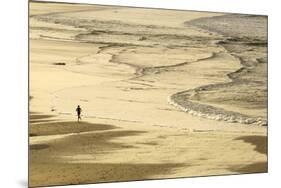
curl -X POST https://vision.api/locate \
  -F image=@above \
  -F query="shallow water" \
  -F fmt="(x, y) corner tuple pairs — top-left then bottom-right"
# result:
(175, 14), (268, 125)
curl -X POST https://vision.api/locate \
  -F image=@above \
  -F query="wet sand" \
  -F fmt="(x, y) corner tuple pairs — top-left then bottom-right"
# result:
(29, 1), (267, 187)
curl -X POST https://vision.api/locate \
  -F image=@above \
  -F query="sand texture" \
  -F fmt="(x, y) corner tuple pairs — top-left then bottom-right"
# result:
(29, 1), (267, 187)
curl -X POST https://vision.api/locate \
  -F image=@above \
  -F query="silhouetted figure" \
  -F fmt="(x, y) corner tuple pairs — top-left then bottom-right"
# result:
(76, 105), (82, 122)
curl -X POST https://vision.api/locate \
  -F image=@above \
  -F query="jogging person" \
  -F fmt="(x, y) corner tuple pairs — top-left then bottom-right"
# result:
(76, 105), (82, 122)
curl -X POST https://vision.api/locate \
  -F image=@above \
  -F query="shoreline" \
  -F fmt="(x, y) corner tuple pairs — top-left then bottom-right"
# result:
(168, 14), (267, 126)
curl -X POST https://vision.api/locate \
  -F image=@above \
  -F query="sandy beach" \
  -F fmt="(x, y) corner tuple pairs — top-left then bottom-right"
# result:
(29, 1), (267, 187)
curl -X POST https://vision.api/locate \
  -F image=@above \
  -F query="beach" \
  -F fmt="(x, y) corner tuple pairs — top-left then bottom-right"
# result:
(29, 1), (267, 187)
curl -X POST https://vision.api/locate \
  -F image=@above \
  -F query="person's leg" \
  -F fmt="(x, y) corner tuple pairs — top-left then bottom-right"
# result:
(78, 113), (81, 122)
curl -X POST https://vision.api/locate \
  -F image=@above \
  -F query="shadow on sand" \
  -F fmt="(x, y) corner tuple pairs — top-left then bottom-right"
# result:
(229, 135), (267, 173)
(29, 113), (185, 187)
(29, 111), (118, 136)
(235, 135), (267, 155)
(30, 121), (117, 136)
(29, 162), (186, 187)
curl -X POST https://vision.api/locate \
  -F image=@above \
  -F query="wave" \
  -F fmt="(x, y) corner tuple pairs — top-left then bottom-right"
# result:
(168, 14), (267, 126)
(168, 86), (267, 126)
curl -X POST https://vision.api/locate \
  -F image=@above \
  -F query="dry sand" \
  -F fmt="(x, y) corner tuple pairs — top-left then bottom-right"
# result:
(29, 1), (267, 187)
